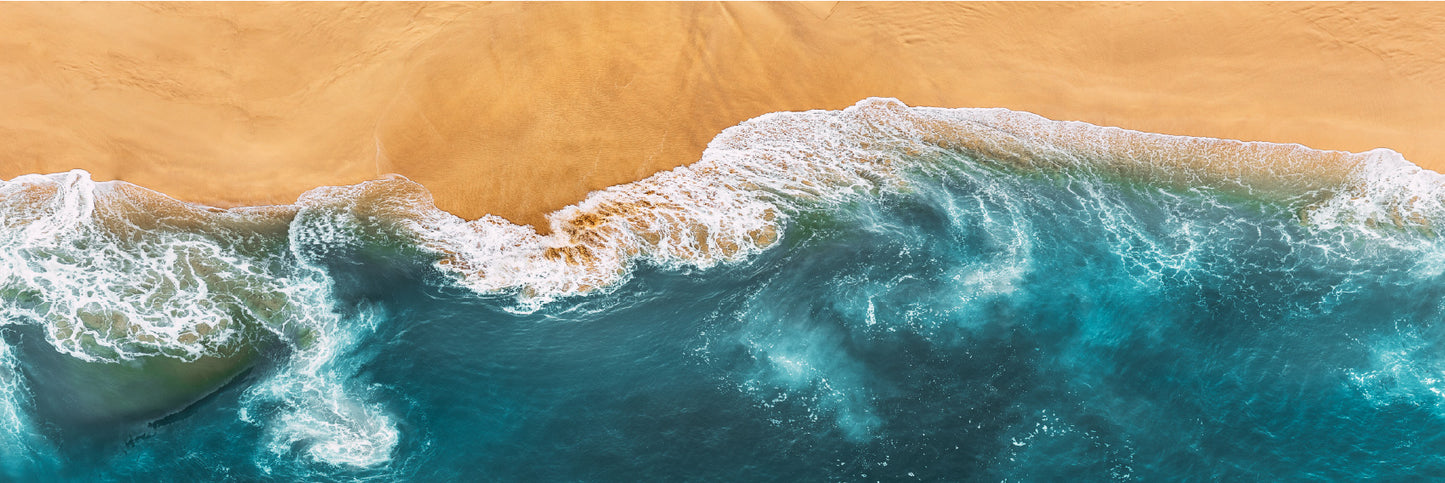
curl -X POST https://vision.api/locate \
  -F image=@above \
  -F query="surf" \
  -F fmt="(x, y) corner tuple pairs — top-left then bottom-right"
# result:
(1, 98), (1442, 476)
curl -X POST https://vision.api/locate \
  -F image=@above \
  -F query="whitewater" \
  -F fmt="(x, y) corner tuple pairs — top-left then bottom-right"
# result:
(3, 98), (1444, 480)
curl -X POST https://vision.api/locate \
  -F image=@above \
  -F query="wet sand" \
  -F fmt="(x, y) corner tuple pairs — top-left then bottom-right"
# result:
(3, 2), (1444, 229)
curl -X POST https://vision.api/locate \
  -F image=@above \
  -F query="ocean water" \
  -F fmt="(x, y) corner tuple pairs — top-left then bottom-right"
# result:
(4, 98), (1445, 480)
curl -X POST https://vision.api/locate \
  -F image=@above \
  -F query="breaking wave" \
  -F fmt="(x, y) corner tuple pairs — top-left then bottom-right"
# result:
(412, 98), (1438, 308)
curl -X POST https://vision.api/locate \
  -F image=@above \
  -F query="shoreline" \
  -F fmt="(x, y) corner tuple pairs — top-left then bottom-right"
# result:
(3, 3), (1444, 230)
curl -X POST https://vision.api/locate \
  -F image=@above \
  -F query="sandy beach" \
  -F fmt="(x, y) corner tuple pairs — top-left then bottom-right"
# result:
(3, 2), (1444, 230)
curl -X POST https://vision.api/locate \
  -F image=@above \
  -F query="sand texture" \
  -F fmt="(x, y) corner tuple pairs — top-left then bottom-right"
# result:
(3, 2), (1444, 229)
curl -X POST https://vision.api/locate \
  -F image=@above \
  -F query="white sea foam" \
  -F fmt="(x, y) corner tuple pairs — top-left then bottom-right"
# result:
(244, 186), (404, 469)
(0, 171), (399, 468)
(1298, 149), (1445, 232)
(241, 305), (398, 469)
(0, 171), (308, 362)
(414, 98), (1429, 309)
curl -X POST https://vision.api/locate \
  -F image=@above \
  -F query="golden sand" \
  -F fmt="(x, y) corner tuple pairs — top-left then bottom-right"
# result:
(3, 2), (1444, 230)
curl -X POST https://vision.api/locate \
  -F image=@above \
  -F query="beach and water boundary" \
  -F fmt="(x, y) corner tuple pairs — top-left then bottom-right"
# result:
(3, 2), (1445, 228)
(6, 2), (1445, 479)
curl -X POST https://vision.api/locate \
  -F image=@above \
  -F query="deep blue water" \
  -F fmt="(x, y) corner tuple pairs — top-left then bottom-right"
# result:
(7, 147), (1445, 481)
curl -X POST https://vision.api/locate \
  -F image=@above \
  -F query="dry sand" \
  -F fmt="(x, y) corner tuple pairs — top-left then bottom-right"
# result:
(3, 2), (1445, 230)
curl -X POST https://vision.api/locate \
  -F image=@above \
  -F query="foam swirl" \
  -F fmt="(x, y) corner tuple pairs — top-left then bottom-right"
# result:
(0, 171), (306, 362)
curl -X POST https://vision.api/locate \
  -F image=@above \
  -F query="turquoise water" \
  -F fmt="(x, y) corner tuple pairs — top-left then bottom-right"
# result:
(4, 99), (1445, 480)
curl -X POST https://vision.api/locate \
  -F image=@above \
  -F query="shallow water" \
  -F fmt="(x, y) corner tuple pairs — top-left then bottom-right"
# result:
(3, 99), (1445, 480)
